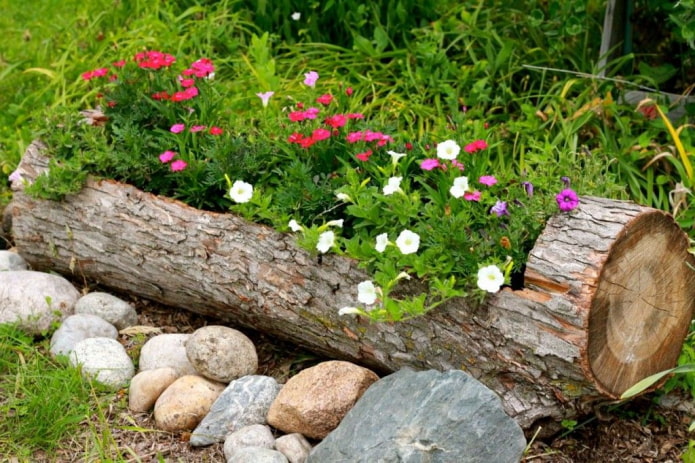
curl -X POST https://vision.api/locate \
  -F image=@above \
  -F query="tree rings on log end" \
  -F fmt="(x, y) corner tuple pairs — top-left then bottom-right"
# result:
(588, 211), (695, 397)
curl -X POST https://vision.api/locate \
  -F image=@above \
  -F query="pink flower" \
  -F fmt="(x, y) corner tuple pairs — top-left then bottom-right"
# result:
(170, 123), (185, 133)
(325, 114), (347, 128)
(81, 67), (109, 81)
(190, 125), (206, 133)
(346, 113), (364, 119)
(420, 159), (440, 171)
(464, 191), (481, 201)
(289, 111), (307, 122)
(356, 150), (373, 162)
(209, 126), (224, 135)
(345, 87), (354, 96)
(363, 130), (382, 142)
(303, 70), (319, 87)
(316, 94), (333, 105)
(112, 60), (126, 68)
(190, 57), (215, 77)
(170, 159), (188, 172)
(305, 107), (320, 119)
(464, 139), (488, 153)
(300, 137), (316, 149)
(346, 131), (364, 143)
(479, 175), (497, 186)
(450, 159), (465, 171)
(180, 78), (196, 88)
(256, 91), (274, 107)
(159, 150), (176, 163)
(311, 128), (331, 142)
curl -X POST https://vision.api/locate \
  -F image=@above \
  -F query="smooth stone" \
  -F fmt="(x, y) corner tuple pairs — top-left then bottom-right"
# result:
(138, 333), (197, 376)
(0, 270), (79, 334)
(50, 313), (118, 357)
(0, 250), (27, 271)
(74, 292), (138, 330)
(154, 375), (225, 432)
(69, 337), (134, 389)
(190, 375), (281, 446)
(275, 433), (312, 463)
(307, 369), (527, 463)
(226, 447), (288, 463)
(222, 424), (275, 460)
(267, 360), (378, 439)
(186, 325), (258, 383)
(128, 367), (179, 413)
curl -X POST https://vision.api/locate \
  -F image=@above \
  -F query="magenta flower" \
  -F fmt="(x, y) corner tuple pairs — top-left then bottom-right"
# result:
(170, 123), (185, 133)
(464, 139), (488, 153)
(420, 159), (440, 171)
(556, 188), (579, 211)
(464, 191), (481, 201)
(303, 71), (319, 87)
(346, 131), (364, 143)
(305, 107), (320, 119)
(159, 150), (176, 163)
(180, 78), (196, 88)
(479, 175), (497, 186)
(170, 159), (188, 172)
(311, 128), (331, 142)
(491, 200), (509, 217)
(325, 114), (347, 128)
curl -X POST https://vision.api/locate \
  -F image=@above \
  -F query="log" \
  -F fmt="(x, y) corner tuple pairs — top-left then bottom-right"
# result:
(7, 141), (695, 430)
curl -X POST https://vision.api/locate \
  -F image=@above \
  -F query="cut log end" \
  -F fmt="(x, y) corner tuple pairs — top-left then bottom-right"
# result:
(588, 211), (695, 397)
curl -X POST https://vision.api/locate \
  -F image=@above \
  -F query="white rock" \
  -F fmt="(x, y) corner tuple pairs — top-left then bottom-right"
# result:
(69, 337), (134, 389)
(186, 325), (258, 382)
(0, 250), (27, 271)
(0, 270), (79, 334)
(50, 313), (118, 357)
(275, 433), (312, 463)
(139, 333), (197, 376)
(128, 367), (179, 413)
(222, 424), (275, 460)
(75, 292), (138, 330)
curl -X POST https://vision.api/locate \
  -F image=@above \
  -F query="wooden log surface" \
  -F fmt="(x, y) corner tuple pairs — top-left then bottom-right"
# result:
(6, 141), (695, 430)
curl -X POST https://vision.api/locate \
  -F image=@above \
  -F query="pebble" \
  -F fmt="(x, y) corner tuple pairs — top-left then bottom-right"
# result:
(275, 433), (313, 463)
(222, 424), (275, 457)
(74, 291), (138, 330)
(267, 360), (379, 439)
(69, 337), (135, 389)
(225, 447), (289, 463)
(50, 313), (118, 357)
(186, 325), (258, 383)
(153, 375), (225, 432)
(128, 367), (179, 413)
(139, 333), (197, 376)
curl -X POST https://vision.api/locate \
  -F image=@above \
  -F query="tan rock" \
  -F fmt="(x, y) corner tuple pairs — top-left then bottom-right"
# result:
(267, 360), (378, 439)
(154, 375), (225, 432)
(128, 367), (179, 412)
(185, 325), (258, 382)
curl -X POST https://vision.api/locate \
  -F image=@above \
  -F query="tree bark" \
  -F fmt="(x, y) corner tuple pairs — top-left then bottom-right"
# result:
(7, 141), (695, 430)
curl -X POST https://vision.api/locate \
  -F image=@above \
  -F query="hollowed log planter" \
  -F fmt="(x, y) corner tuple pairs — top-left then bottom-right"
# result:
(7, 141), (695, 430)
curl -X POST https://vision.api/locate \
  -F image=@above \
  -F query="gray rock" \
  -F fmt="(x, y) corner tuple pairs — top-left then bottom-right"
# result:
(0, 251), (27, 271)
(69, 337), (135, 389)
(74, 292), (138, 330)
(190, 375), (282, 446)
(186, 325), (258, 383)
(307, 369), (526, 463)
(275, 433), (312, 463)
(138, 333), (197, 376)
(226, 447), (288, 463)
(50, 313), (118, 357)
(0, 270), (80, 334)
(222, 424), (275, 459)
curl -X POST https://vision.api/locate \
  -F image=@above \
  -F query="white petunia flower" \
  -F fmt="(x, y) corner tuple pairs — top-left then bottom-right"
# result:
(375, 233), (389, 253)
(449, 176), (470, 198)
(357, 280), (379, 305)
(436, 139), (461, 160)
(338, 306), (362, 316)
(326, 219), (344, 228)
(288, 219), (303, 232)
(477, 265), (505, 293)
(316, 230), (335, 254)
(387, 150), (406, 166)
(383, 176), (403, 195)
(395, 230), (420, 255)
(335, 192), (352, 202)
(291, 12), (301, 20)
(229, 180), (254, 203)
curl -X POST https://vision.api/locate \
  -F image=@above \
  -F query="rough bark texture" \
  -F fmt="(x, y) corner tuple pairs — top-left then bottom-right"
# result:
(7, 141), (695, 430)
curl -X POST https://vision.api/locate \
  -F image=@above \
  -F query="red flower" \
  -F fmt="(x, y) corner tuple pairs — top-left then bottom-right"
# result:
(345, 87), (354, 96)
(316, 94), (333, 105)
(289, 111), (307, 122)
(209, 126), (224, 135)
(325, 114), (347, 128)
(356, 149), (373, 161)
(311, 128), (331, 142)
(288, 132), (304, 144)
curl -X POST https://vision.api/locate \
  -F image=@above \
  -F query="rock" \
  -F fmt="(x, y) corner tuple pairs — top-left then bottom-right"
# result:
(74, 292), (138, 330)
(139, 333), (197, 376)
(190, 375), (281, 446)
(0, 270), (79, 334)
(69, 337), (135, 389)
(307, 369), (527, 463)
(267, 360), (378, 439)
(186, 325), (258, 383)
(0, 250), (27, 271)
(128, 367), (179, 412)
(154, 375), (225, 432)
(225, 447), (289, 463)
(222, 424), (275, 459)
(275, 433), (312, 463)
(50, 313), (118, 357)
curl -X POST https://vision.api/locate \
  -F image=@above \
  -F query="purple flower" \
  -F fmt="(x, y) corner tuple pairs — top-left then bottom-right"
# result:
(8, 170), (22, 182)
(561, 176), (571, 188)
(556, 188), (579, 212)
(490, 200), (509, 217)
(522, 181), (534, 197)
